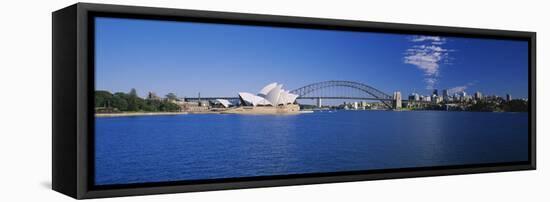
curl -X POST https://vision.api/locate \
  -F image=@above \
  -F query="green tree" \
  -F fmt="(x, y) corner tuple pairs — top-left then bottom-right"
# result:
(502, 100), (528, 112)
(469, 101), (500, 112)
(127, 88), (140, 111)
(145, 100), (162, 111)
(160, 101), (180, 112)
(96, 89), (182, 112)
(95, 91), (113, 108)
(111, 93), (129, 111)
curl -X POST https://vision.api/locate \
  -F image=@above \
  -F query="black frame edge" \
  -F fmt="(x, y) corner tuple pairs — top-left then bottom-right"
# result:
(77, 2), (535, 39)
(51, 2), (536, 199)
(77, 3), (93, 199)
(83, 164), (534, 199)
(52, 4), (78, 199)
(530, 32), (536, 169)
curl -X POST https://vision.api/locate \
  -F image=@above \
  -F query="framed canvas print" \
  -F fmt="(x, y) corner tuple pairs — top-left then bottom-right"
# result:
(52, 3), (536, 199)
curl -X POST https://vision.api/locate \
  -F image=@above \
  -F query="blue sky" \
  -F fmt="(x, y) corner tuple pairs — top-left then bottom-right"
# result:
(95, 17), (529, 99)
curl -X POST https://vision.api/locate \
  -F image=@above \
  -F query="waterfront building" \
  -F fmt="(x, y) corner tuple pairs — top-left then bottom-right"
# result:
(228, 82), (301, 114)
(433, 95), (443, 104)
(506, 94), (512, 101)
(238, 92), (272, 106)
(361, 101), (368, 110)
(177, 101), (209, 112)
(172, 100), (185, 105)
(353, 102), (359, 110)
(238, 82), (299, 106)
(198, 100), (210, 107)
(210, 99), (232, 108)
(147, 92), (160, 100)
(433, 89), (438, 96)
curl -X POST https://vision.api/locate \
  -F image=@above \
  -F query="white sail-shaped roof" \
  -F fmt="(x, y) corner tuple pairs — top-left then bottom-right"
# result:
(216, 99), (232, 108)
(264, 84), (282, 105)
(239, 92), (272, 106)
(278, 90), (288, 104)
(238, 83), (299, 106)
(283, 90), (298, 105)
(258, 82), (278, 97)
(278, 90), (298, 105)
(287, 93), (298, 104)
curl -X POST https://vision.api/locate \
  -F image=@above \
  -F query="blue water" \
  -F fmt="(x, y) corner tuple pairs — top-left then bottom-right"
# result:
(95, 111), (528, 185)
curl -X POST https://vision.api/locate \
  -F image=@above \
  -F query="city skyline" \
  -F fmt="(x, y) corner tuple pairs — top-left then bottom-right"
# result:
(95, 17), (529, 99)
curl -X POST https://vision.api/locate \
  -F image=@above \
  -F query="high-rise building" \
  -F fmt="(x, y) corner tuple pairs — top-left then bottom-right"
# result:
(433, 89), (438, 96)
(474, 91), (483, 100)
(506, 94), (512, 102)
(424, 95), (431, 102)
(408, 94), (415, 101)
(435, 96), (443, 104)
(442, 89), (449, 101)
(460, 91), (467, 98)
(408, 93), (420, 101)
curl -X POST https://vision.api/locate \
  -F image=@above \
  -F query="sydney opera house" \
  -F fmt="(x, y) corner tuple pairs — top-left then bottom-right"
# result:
(224, 82), (301, 114)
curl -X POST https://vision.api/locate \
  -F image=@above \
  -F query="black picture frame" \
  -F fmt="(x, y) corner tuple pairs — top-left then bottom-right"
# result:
(52, 2), (536, 199)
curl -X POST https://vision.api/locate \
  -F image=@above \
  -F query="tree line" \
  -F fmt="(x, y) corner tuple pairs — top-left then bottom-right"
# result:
(95, 89), (180, 112)
(469, 99), (528, 112)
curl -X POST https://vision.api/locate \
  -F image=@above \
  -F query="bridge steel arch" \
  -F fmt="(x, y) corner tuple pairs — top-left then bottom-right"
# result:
(289, 80), (394, 108)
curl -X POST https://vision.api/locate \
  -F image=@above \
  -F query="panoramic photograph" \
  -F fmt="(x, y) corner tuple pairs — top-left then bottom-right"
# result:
(94, 17), (529, 186)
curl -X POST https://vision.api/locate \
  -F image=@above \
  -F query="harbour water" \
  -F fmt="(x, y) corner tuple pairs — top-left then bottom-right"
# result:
(95, 110), (528, 185)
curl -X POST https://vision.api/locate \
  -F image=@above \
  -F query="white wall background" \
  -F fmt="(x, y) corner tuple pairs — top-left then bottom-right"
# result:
(0, 0), (547, 201)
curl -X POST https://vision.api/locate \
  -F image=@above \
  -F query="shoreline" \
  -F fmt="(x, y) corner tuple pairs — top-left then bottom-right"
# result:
(95, 111), (189, 117)
(95, 109), (523, 118)
(96, 109), (316, 117)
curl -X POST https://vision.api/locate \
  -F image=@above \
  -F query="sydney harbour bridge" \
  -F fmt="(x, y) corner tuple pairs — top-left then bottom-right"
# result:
(184, 80), (410, 109)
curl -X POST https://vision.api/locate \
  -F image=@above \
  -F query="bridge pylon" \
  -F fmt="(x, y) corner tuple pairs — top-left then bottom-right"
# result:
(393, 91), (402, 110)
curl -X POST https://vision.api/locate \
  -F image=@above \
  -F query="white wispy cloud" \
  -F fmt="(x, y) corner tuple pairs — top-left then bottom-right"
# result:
(424, 78), (437, 90)
(404, 35), (454, 89)
(447, 81), (478, 94)
(447, 86), (467, 94)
